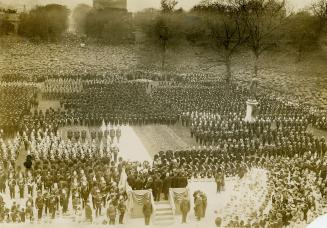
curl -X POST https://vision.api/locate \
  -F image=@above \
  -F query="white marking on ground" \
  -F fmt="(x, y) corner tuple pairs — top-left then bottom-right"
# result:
(118, 126), (152, 162)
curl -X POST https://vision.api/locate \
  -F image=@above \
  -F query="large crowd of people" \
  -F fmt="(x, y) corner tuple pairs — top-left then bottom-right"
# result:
(0, 75), (326, 227)
(0, 82), (38, 137)
(0, 125), (189, 224)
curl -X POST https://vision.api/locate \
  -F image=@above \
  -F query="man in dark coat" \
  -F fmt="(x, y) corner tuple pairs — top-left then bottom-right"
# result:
(143, 199), (153, 225)
(201, 193), (207, 218)
(35, 191), (44, 220)
(127, 174), (136, 190)
(95, 191), (102, 217)
(134, 177), (143, 190)
(180, 173), (188, 188)
(116, 197), (125, 224)
(49, 194), (57, 219)
(180, 196), (190, 223)
(107, 202), (116, 225)
(215, 172), (222, 193)
(85, 202), (93, 223)
(153, 176), (163, 201)
(81, 130), (87, 142)
(24, 155), (33, 170)
(18, 177), (25, 199)
(194, 195), (203, 221)
(163, 173), (172, 200)
(8, 177), (16, 199)
(171, 174), (178, 188)
(81, 182), (90, 209)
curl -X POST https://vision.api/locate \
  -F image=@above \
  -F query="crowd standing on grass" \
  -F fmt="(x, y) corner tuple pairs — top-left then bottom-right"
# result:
(0, 75), (327, 226)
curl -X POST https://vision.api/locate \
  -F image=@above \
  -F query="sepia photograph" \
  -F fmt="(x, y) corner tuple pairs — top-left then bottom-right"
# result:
(0, 0), (327, 227)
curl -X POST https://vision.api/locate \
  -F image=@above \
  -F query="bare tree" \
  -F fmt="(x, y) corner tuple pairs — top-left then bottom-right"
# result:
(240, 0), (289, 78)
(161, 0), (179, 13)
(193, 1), (248, 82)
(311, 0), (327, 40)
(312, 0), (327, 19)
(138, 1), (183, 80)
(155, 18), (170, 72)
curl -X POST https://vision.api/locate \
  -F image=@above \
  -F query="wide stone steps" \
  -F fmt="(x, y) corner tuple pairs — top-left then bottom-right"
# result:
(153, 201), (175, 226)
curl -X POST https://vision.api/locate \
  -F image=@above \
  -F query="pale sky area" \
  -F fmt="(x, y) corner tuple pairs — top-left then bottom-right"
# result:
(0, 0), (316, 12)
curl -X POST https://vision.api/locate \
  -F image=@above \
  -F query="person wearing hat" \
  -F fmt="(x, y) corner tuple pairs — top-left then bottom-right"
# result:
(95, 190), (102, 217)
(25, 196), (34, 221)
(8, 175), (16, 199)
(194, 194), (203, 221)
(11, 203), (19, 223)
(71, 191), (79, 214)
(215, 172), (222, 193)
(143, 199), (153, 226)
(49, 193), (57, 219)
(81, 180), (90, 209)
(153, 175), (163, 202)
(60, 188), (69, 215)
(85, 201), (93, 223)
(43, 190), (50, 216)
(201, 193), (207, 218)
(117, 197), (126, 224)
(180, 195), (190, 224)
(91, 185), (99, 210)
(35, 191), (44, 220)
(107, 202), (117, 225)
(163, 173), (172, 200)
(99, 177), (107, 207)
(19, 207), (26, 223)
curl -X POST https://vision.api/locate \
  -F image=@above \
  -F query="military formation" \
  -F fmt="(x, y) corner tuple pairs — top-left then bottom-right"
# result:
(0, 78), (326, 227)
(0, 82), (38, 137)
(59, 81), (179, 126)
(41, 78), (83, 99)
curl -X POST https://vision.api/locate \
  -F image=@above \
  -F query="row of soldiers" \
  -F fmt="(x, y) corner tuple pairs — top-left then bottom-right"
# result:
(41, 78), (83, 98)
(66, 128), (121, 143)
(59, 82), (179, 126)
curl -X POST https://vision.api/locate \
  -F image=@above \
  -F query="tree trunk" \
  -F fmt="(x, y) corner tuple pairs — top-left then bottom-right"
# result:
(254, 54), (259, 78)
(161, 47), (166, 81)
(225, 54), (232, 83)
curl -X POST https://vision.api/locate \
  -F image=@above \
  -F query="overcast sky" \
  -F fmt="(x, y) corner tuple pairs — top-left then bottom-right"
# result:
(0, 0), (316, 12)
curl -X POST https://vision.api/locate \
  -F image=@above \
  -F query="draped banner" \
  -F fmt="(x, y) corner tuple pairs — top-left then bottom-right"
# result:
(169, 188), (189, 215)
(118, 167), (128, 191)
(127, 190), (152, 218)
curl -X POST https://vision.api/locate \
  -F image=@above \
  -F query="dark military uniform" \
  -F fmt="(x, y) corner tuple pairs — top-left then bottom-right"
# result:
(35, 194), (44, 219)
(143, 200), (153, 225)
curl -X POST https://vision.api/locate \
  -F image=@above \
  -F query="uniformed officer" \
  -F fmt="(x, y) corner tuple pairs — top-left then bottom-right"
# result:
(35, 191), (44, 220)
(8, 175), (16, 199)
(143, 199), (153, 226)
(180, 195), (190, 223)
(18, 176), (25, 199)
(117, 197), (126, 224)
(95, 190), (102, 217)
